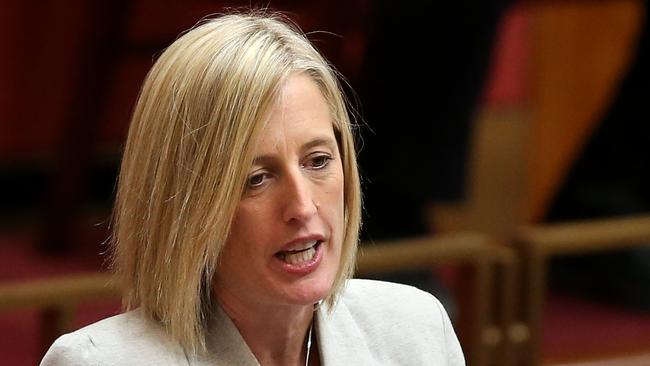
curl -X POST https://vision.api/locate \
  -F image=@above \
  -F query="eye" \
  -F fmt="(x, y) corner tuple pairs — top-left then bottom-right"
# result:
(246, 172), (268, 189)
(306, 154), (333, 170)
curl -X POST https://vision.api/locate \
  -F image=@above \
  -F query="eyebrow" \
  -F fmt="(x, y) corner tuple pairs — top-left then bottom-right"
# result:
(251, 136), (338, 166)
(302, 136), (337, 152)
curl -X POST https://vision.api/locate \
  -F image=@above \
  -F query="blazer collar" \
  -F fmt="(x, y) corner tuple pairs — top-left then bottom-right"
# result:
(202, 304), (260, 366)
(197, 298), (375, 365)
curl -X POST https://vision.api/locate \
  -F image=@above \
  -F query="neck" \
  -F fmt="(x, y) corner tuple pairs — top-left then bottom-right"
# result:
(215, 289), (316, 366)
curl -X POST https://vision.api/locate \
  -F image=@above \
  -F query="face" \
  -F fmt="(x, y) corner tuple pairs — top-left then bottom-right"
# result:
(213, 74), (345, 311)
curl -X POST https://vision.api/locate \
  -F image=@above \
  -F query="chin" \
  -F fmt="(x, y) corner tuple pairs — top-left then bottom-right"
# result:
(282, 277), (335, 306)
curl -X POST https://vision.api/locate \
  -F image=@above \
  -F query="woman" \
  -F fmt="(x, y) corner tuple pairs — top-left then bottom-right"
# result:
(41, 12), (464, 365)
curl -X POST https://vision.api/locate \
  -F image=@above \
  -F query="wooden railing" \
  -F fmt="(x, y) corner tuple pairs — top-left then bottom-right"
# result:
(515, 214), (650, 366)
(0, 272), (119, 355)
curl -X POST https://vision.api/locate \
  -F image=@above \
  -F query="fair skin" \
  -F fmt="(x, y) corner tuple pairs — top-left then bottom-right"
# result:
(213, 74), (345, 366)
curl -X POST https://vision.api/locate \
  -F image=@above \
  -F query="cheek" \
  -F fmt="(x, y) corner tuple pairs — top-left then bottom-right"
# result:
(235, 196), (270, 226)
(332, 186), (344, 223)
(327, 168), (346, 240)
(220, 208), (255, 262)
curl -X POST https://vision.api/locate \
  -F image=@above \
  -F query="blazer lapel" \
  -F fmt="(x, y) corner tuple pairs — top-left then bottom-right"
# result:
(316, 299), (376, 365)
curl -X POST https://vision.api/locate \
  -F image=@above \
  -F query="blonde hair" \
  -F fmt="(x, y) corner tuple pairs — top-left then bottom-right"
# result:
(111, 12), (361, 354)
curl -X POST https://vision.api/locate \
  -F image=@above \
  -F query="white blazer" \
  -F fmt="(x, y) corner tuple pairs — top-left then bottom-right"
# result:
(41, 279), (465, 365)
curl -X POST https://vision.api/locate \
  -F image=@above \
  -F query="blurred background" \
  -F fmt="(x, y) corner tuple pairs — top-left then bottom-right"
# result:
(1, 0), (650, 365)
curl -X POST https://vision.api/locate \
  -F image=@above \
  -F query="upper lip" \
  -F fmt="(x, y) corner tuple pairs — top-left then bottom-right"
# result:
(278, 234), (325, 252)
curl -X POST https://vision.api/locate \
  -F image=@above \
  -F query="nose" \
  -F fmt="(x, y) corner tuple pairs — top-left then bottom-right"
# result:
(281, 170), (318, 223)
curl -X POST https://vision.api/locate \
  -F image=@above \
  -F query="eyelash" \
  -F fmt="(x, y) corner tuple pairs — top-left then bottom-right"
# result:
(245, 154), (333, 190)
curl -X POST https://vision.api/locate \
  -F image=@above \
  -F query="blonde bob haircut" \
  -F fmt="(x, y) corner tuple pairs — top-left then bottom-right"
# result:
(111, 12), (361, 354)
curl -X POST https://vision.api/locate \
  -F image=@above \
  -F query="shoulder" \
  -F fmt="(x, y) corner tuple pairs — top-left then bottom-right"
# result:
(343, 278), (441, 309)
(40, 310), (188, 366)
(336, 279), (465, 365)
(340, 279), (447, 330)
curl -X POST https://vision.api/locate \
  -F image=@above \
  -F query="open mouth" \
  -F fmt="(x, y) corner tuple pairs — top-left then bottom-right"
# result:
(276, 240), (322, 265)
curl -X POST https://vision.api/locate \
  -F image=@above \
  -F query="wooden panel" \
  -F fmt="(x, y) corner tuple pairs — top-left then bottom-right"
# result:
(526, 0), (644, 221)
(429, 107), (531, 241)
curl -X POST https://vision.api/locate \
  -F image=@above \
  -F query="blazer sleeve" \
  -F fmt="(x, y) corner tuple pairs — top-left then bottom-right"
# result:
(434, 296), (466, 366)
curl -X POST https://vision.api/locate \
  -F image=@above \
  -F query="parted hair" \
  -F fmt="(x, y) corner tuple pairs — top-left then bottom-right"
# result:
(110, 11), (361, 354)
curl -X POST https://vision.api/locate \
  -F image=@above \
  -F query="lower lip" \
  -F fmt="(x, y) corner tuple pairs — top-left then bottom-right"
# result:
(275, 242), (324, 275)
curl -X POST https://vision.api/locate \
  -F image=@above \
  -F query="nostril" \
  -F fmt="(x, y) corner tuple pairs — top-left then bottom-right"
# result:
(284, 198), (318, 223)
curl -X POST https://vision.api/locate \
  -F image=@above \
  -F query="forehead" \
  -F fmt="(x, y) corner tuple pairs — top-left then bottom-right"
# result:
(256, 74), (336, 149)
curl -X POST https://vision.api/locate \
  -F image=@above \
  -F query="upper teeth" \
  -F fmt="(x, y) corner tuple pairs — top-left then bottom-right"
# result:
(285, 240), (318, 252)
